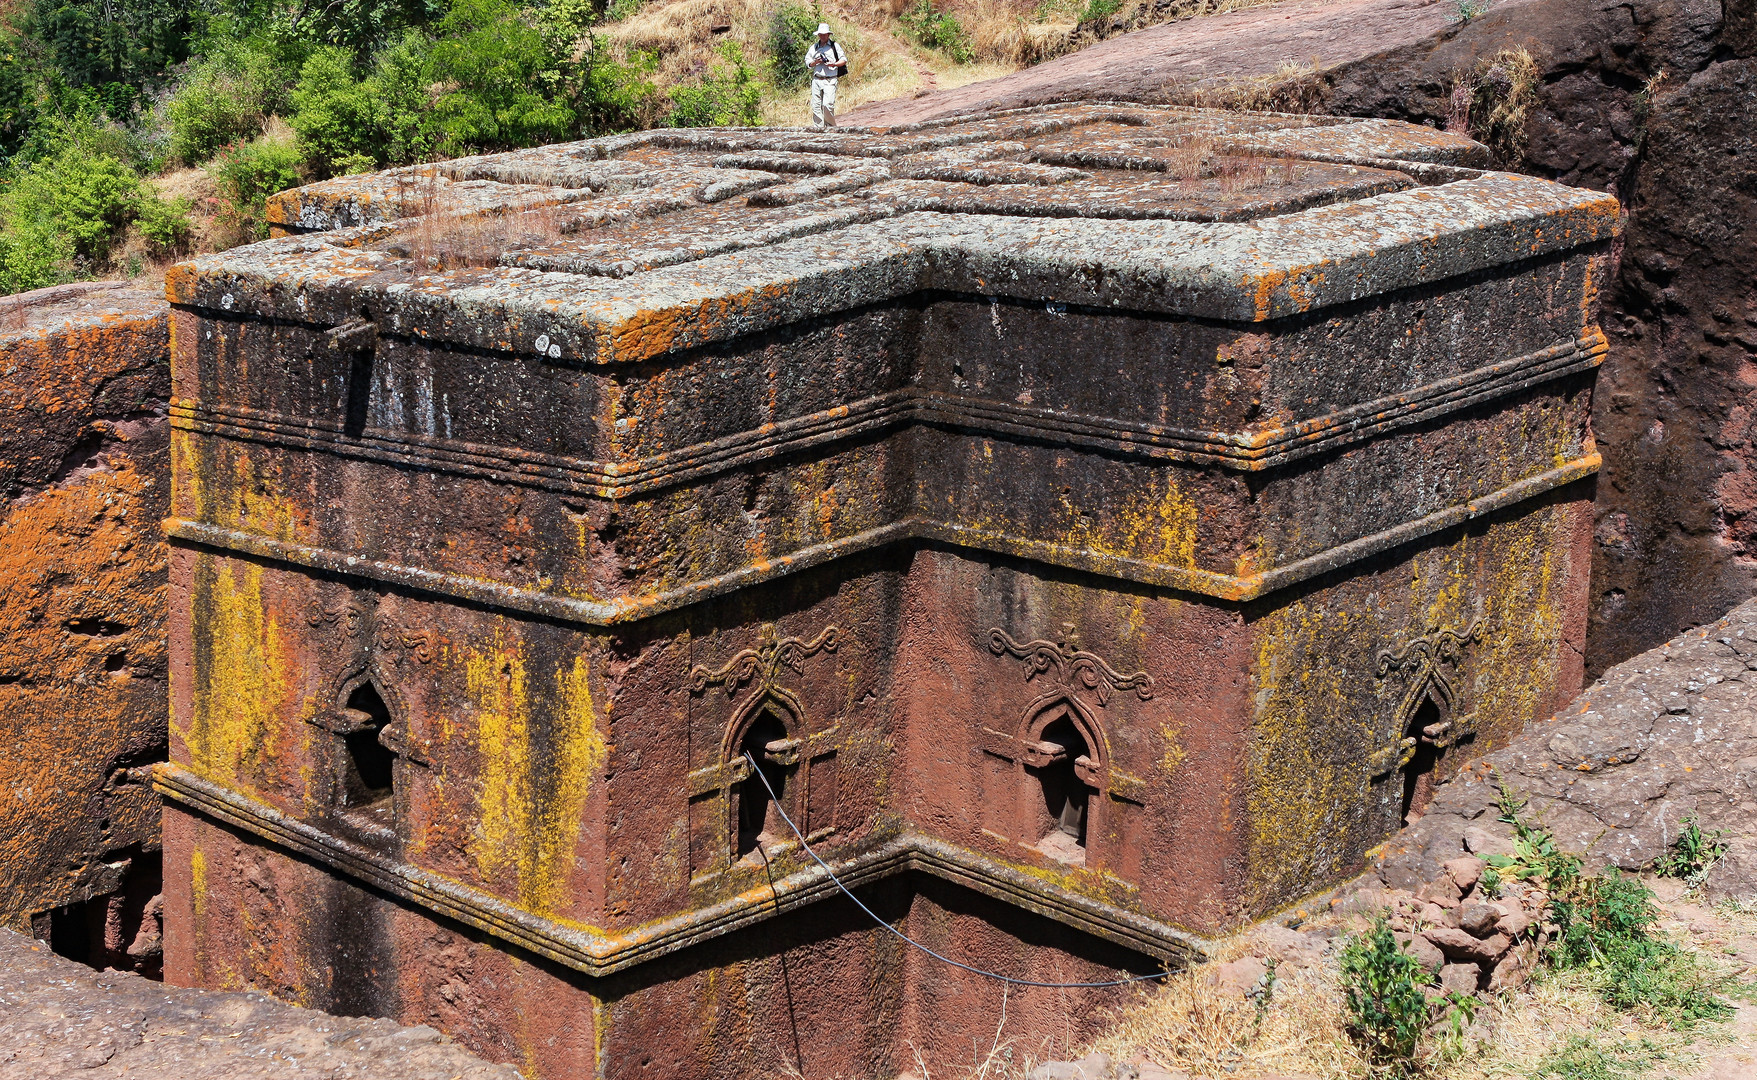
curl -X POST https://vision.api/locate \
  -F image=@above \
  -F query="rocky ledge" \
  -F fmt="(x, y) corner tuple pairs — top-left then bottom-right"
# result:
(0, 929), (519, 1079)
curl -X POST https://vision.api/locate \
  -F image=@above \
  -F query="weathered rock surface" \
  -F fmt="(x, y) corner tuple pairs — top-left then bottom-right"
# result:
(848, 0), (1757, 679)
(0, 929), (521, 1079)
(1377, 596), (1757, 898)
(0, 282), (170, 966)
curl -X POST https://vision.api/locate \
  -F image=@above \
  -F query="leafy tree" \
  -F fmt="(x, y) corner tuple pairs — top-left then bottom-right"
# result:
(288, 46), (381, 169)
(423, 0), (576, 152)
(26, 0), (196, 95)
(668, 43), (760, 128)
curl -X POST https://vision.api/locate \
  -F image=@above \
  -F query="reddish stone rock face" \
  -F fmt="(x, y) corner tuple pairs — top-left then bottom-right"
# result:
(0, 283), (170, 976)
(158, 104), (1609, 1077)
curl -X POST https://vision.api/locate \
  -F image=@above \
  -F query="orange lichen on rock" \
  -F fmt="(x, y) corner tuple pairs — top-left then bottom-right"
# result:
(0, 283), (170, 975)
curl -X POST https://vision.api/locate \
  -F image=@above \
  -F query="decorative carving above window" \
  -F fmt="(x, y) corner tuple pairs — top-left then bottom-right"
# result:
(688, 624), (839, 698)
(685, 622), (843, 876)
(986, 629), (1154, 706)
(1370, 619), (1487, 825)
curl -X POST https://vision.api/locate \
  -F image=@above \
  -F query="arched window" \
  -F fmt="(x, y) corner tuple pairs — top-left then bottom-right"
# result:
(734, 707), (792, 859)
(1026, 711), (1097, 866)
(338, 681), (396, 820)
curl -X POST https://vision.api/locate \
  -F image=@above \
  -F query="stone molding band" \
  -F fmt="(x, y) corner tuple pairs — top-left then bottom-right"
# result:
(162, 449), (1598, 624)
(154, 765), (1203, 975)
(169, 332), (1605, 500)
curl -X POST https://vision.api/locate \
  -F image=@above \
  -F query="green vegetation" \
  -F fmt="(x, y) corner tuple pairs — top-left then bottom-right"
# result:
(0, 114), (191, 291)
(1531, 1034), (1666, 1080)
(899, 0), (973, 63)
(764, 2), (821, 90)
(1488, 782), (1739, 1030)
(1650, 815), (1727, 883)
(1337, 919), (1430, 1075)
(0, 0), (841, 294)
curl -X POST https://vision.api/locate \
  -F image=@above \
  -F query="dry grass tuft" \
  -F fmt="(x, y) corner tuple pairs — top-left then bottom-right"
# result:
(1447, 46), (1538, 166)
(1089, 963), (1363, 1078)
(386, 173), (570, 270)
(1187, 56), (1326, 112)
(955, 1), (1079, 65)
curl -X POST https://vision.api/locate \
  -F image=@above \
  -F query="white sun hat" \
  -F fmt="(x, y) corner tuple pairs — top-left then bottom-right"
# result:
(816, 23), (831, 33)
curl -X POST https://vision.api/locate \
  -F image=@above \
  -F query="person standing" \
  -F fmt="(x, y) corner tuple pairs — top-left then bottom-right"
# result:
(804, 23), (847, 128)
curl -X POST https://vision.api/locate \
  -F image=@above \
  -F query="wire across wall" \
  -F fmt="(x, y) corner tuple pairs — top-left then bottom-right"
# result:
(742, 751), (1171, 990)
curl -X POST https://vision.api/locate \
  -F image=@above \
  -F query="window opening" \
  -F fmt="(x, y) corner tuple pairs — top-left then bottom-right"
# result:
(1032, 716), (1092, 865)
(735, 710), (790, 858)
(339, 682), (395, 815)
(1400, 696), (1444, 826)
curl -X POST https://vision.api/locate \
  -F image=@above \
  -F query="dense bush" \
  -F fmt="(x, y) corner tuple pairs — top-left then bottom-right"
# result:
(208, 136), (302, 242)
(669, 43), (762, 127)
(899, 0), (972, 62)
(764, 1), (822, 90)
(0, 115), (190, 290)
(165, 47), (289, 166)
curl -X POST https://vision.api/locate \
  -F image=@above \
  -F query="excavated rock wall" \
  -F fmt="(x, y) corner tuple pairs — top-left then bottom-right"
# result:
(1312, 0), (1757, 676)
(0, 283), (171, 975)
(0, 927), (520, 1078)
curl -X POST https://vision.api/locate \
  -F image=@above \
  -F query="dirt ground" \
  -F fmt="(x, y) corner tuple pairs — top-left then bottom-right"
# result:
(840, 0), (1528, 127)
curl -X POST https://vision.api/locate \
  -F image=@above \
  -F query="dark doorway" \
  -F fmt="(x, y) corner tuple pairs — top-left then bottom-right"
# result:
(1032, 716), (1091, 863)
(31, 846), (164, 979)
(339, 682), (395, 813)
(1400, 696), (1444, 825)
(736, 710), (790, 858)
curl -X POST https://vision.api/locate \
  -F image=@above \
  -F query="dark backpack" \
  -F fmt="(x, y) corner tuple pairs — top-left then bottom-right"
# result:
(822, 41), (848, 78)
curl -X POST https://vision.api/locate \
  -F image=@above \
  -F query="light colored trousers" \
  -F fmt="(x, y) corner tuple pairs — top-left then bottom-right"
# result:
(811, 77), (838, 127)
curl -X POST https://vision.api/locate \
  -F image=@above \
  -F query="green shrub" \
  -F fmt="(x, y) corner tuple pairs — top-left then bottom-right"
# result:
(899, 0), (972, 63)
(209, 135), (301, 241)
(1080, 0), (1122, 22)
(0, 126), (148, 291)
(0, 194), (76, 293)
(289, 47), (383, 172)
(1338, 919), (1428, 1076)
(574, 39), (663, 136)
(423, 0), (577, 153)
(135, 189), (193, 254)
(1489, 783), (1738, 1030)
(669, 43), (761, 128)
(764, 1), (822, 90)
(165, 54), (275, 166)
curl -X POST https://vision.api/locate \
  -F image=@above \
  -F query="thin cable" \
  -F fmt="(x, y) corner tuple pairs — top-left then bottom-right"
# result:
(742, 751), (1168, 989)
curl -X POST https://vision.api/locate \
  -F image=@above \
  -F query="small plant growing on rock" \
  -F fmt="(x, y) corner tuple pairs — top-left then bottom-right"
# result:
(1339, 919), (1428, 1075)
(1490, 782), (1736, 1029)
(1451, 0), (1491, 22)
(1650, 815), (1726, 885)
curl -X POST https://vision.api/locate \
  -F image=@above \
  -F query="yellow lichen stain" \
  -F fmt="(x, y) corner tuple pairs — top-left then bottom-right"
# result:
(185, 556), (293, 790)
(466, 637), (607, 917)
(1159, 721), (1189, 779)
(1058, 476), (1199, 570)
(190, 846), (208, 921)
(1243, 501), (1576, 918)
